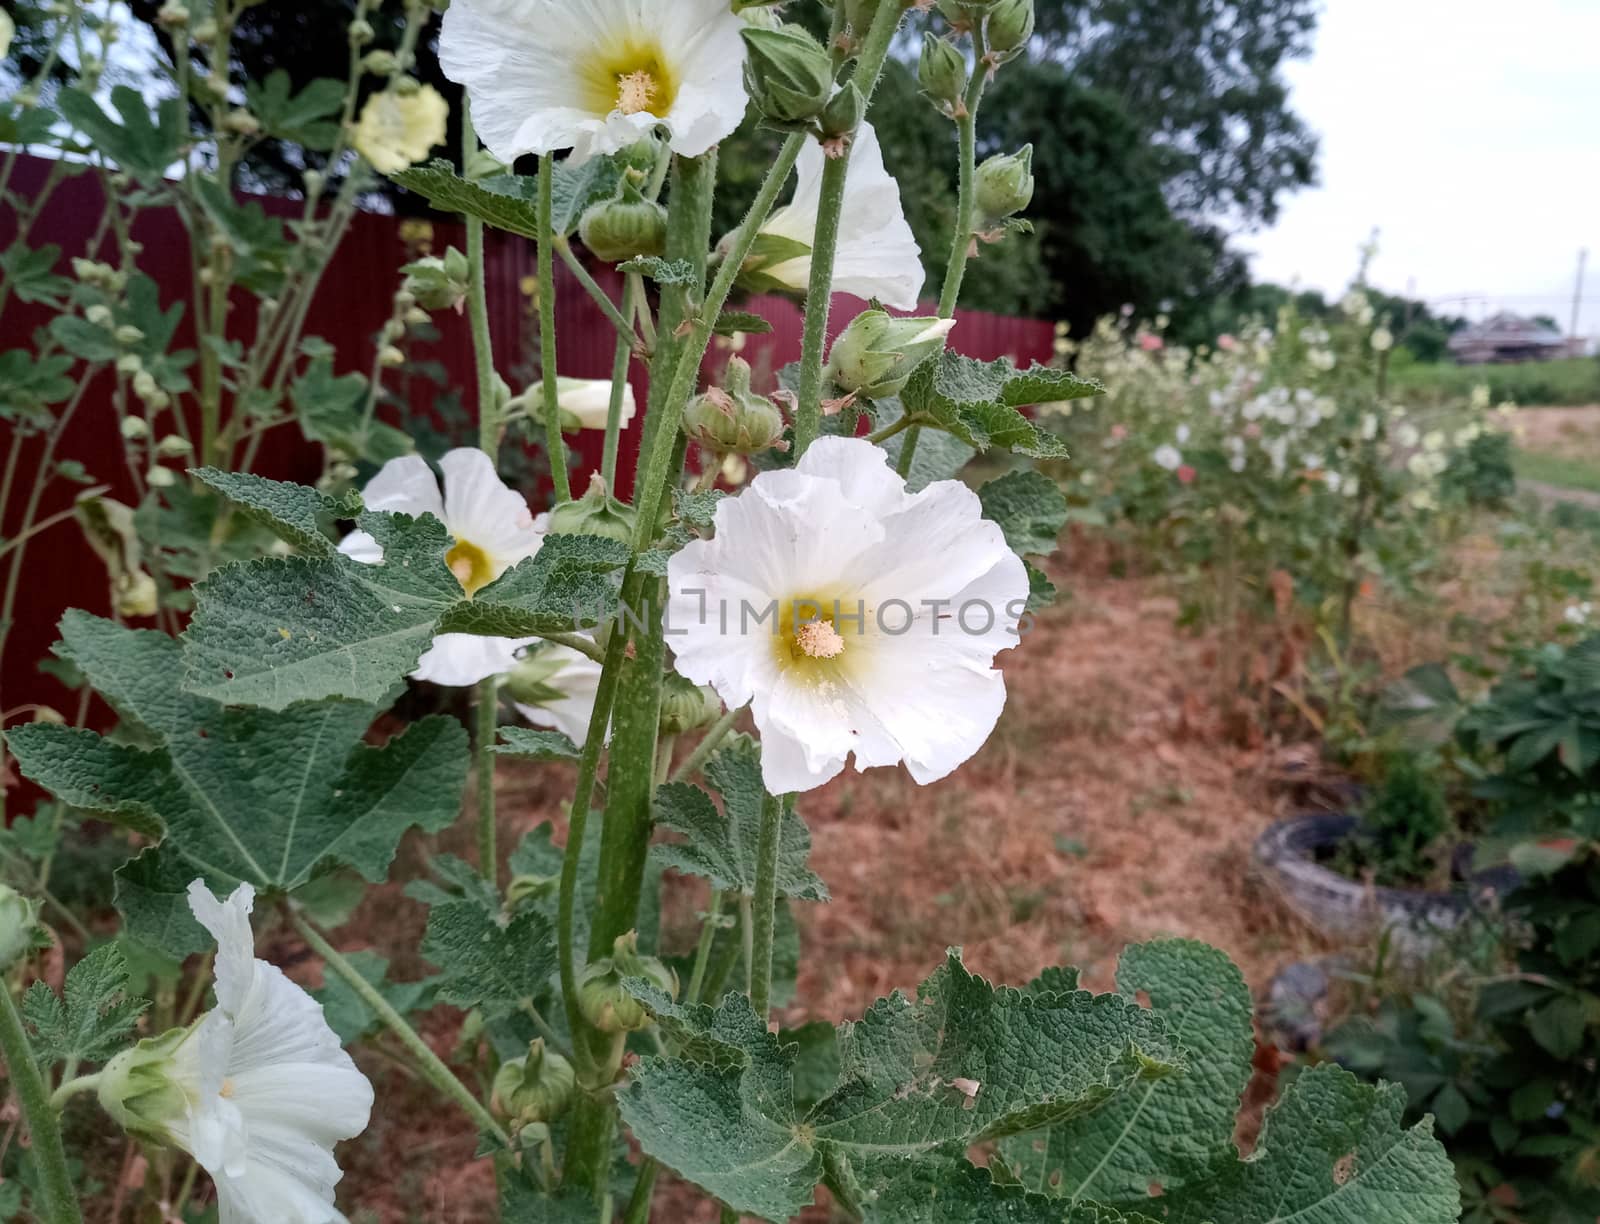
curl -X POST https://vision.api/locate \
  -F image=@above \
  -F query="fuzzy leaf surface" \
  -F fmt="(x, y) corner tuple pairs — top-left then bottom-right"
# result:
(192, 467), (361, 556)
(654, 736), (827, 901)
(22, 944), (148, 1068)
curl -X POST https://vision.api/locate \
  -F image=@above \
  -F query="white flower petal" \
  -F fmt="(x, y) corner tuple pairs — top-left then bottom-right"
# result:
(762, 124), (924, 310)
(513, 644), (606, 745)
(359, 455), (444, 520)
(186, 881), (257, 1016)
(411, 634), (535, 687)
(336, 531), (384, 564)
(439, 448), (544, 576)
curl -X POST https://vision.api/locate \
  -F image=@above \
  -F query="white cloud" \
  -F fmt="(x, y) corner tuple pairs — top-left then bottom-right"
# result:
(1243, 0), (1600, 334)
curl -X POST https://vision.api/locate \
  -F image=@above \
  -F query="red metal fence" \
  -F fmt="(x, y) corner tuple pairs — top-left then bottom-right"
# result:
(1, 153), (1054, 722)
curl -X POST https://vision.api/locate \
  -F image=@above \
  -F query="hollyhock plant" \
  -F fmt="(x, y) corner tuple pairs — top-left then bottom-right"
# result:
(340, 449), (546, 687)
(509, 639), (606, 745)
(438, 0), (749, 163)
(351, 86), (449, 174)
(666, 437), (1029, 794)
(524, 376), (638, 433)
(98, 883), (372, 1224)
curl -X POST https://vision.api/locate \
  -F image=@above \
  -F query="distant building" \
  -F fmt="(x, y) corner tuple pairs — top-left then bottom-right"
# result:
(1448, 312), (1572, 364)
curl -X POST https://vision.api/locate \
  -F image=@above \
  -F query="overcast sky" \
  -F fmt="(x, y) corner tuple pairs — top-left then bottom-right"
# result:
(1242, 0), (1600, 334)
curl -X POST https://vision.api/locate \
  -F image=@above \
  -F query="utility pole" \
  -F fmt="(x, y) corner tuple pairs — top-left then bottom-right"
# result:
(1570, 248), (1589, 355)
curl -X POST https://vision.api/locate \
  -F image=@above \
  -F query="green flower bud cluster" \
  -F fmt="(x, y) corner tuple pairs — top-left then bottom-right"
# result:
(0, 885), (41, 971)
(401, 248), (470, 314)
(682, 358), (789, 456)
(578, 180), (668, 264)
(937, 0), (1034, 60)
(919, 33), (969, 118)
(826, 311), (957, 400)
(741, 24), (834, 126)
(577, 931), (678, 1034)
(491, 1038), (576, 1132)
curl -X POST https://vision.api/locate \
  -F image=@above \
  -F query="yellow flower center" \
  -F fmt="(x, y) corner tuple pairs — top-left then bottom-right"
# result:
(773, 594), (863, 686)
(219, 1078), (236, 1099)
(580, 36), (678, 119)
(446, 539), (496, 597)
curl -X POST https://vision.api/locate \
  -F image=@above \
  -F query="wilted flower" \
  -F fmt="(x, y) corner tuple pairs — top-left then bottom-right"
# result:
(340, 450), (547, 686)
(439, 0), (748, 164)
(98, 882), (373, 1224)
(747, 122), (923, 310)
(353, 86), (449, 174)
(666, 437), (1028, 794)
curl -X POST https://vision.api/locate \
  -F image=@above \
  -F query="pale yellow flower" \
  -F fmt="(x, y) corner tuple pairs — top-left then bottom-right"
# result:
(354, 86), (449, 175)
(0, 11), (14, 60)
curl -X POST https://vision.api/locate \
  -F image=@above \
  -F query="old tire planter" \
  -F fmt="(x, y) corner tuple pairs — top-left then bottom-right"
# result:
(1253, 812), (1518, 955)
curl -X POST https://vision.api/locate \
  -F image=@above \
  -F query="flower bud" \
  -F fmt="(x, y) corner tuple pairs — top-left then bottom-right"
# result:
(86, 304), (113, 327)
(825, 311), (956, 400)
(192, 17), (217, 43)
(975, 145), (1034, 223)
(402, 248), (471, 314)
(577, 181), (668, 264)
(155, 434), (191, 459)
(132, 370), (158, 400)
(114, 324), (145, 347)
(222, 108), (260, 136)
(577, 931), (678, 1034)
(156, 2), (190, 26)
(98, 1029), (192, 1142)
(362, 49), (399, 75)
(347, 17), (375, 45)
(615, 138), (663, 182)
(683, 358), (788, 455)
(918, 33), (968, 116)
(742, 24), (834, 125)
(987, 0), (1036, 60)
(120, 415), (149, 440)
(146, 466), (176, 489)
(544, 474), (636, 546)
(378, 346), (406, 368)
(491, 1039), (576, 1131)
(660, 674), (722, 736)
(817, 82), (865, 144)
(115, 570), (160, 619)
(0, 885), (40, 971)
(302, 168), (326, 196)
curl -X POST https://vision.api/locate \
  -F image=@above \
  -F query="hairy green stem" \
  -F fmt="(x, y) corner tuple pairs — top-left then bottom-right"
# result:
(792, 2), (907, 456)
(621, 1159), (660, 1224)
(0, 986), (82, 1224)
(556, 239), (637, 344)
(901, 26), (992, 478)
(748, 793), (786, 1019)
(290, 911), (510, 1148)
(47, 1073), (102, 1112)
(538, 153), (571, 501)
(464, 103), (500, 456)
(602, 275), (641, 490)
(686, 889), (724, 1004)
(475, 676), (499, 884)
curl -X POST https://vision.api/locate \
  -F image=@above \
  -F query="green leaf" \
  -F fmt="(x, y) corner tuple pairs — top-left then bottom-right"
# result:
(421, 899), (557, 1017)
(1153, 1063), (1460, 1223)
(9, 614), (468, 955)
(48, 314), (118, 363)
(654, 736), (828, 902)
(619, 950), (1178, 1221)
(1025, 562), (1058, 613)
(980, 470), (1069, 558)
(192, 467), (361, 556)
(1000, 941), (1255, 1202)
(0, 242), (69, 307)
(619, 256), (697, 285)
(899, 353), (1100, 460)
(289, 350), (413, 463)
(854, 1159), (1156, 1224)
(495, 727), (581, 762)
(191, 179), (292, 295)
(56, 86), (185, 185)
(713, 310), (775, 338)
(391, 157), (623, 238)
(1528, 995), (1587, 1059)
(182, 509), (627, 709)
(244, 71), (346, 150)
(0, 350), (76, 418)
(311, 950), (437, 1045)
(22, 944), (148, 1069)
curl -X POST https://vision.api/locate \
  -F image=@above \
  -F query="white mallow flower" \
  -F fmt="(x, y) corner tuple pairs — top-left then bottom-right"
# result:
(1152, 444), (1183, 472)
(666, 437), (1028, 794)
(340, 449), (547, 686)
(526, 376), (637, 432)
(1175, 424), (1192, 444)
(439, 0), (747, 164)
(510, 640), (605, 745)
(752, 122), (924, 310)
(99, 882), (373, 1224)
(1565, 602), (1594, 625)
